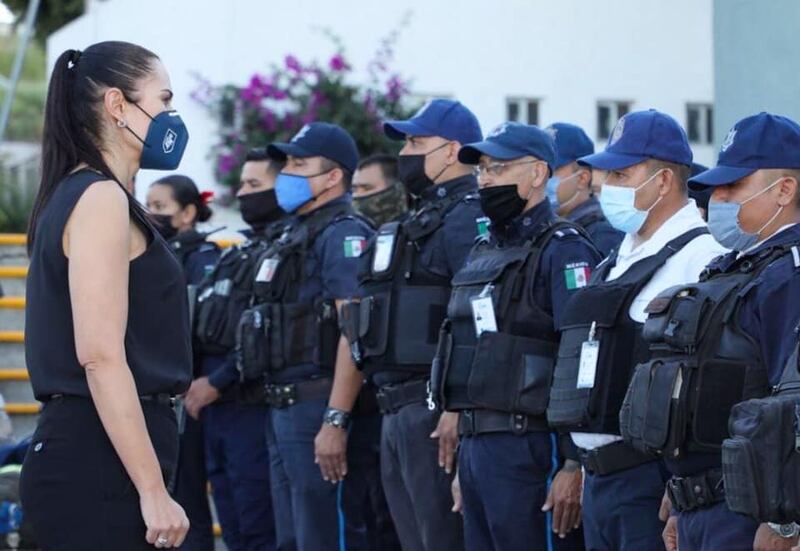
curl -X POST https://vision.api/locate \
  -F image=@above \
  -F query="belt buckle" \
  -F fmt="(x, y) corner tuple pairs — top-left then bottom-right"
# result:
(265, 384), (296, 409)
(510, 413), (528, 435)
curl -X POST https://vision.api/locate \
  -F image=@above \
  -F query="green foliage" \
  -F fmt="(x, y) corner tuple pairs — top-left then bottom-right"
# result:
(0, 165), (35, 232)
(0, 33), (47, 141)
(3, 0), (84, 42)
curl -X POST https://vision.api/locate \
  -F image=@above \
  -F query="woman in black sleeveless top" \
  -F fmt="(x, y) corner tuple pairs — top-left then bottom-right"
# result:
(21, 42), (193, 550)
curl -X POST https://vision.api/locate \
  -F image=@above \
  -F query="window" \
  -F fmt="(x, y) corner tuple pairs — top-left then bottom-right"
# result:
(687, 103), (714, 144)
(505, 97), (540, 125)
(597, 100), (631, 140)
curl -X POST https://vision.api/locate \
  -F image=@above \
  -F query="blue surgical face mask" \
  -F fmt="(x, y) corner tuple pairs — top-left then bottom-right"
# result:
(127, 104), (189, 170)
(546, 170), (583, 210)
(599, 169), (664, 234)
(707, 176), (785, 251)
(274, 169), (331, 213)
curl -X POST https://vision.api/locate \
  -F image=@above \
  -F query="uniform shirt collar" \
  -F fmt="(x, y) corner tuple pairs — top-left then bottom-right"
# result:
(741, 223), (800, 258)
(419, 174), (478, 205)
(298, 194), (350, 222)
(566, 196), (602, 222)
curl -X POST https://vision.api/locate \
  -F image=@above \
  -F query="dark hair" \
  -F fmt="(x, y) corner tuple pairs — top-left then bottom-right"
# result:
(28, 41), (160, 250)
(357, 154), (399, 185)
(244, 147), (283, 178)
(150, 175), (212, 224)
(320, 158), (353, 190)
(647, 158), (690, 194)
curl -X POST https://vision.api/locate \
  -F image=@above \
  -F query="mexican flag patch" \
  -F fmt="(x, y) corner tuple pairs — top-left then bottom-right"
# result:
(343, 236), (367, 258)
(564, 263), (591, 290)
(476, 216), (491, 237)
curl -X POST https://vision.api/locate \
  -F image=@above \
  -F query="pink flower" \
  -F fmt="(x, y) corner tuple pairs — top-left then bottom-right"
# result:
(285, 55), (302, 73)
(329, 54), (350, 72)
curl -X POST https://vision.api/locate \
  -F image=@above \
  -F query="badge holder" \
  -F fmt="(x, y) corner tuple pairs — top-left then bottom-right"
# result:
(577, 321), (599, 389)
(470, 283), (498, 338)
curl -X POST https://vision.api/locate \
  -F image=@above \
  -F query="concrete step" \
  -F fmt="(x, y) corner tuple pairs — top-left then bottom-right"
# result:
(0, 342), (24, 369)
(0, 297), (24, 331)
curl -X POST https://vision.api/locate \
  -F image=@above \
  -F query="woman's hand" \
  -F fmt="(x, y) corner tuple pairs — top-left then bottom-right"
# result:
(140, 488), (190, 548)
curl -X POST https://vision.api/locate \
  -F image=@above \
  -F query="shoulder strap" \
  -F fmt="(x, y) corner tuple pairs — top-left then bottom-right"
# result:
(574, 210), (606, 229)
(405, 188), (476, 242)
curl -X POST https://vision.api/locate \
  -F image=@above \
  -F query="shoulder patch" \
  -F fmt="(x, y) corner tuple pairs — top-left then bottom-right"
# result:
(554, 227), (580, 239)
(476, 216), (491, 237)
(792, 245), (800, 268)
(343, 235), (367, 258)
(564, 263), (591, 290)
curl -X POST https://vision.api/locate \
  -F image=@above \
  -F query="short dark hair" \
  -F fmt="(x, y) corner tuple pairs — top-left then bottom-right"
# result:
(648, 158), (690, 193)
(357, 154), (399, 185)
(244, 147), (283, 177)
(321, 158), (352, 190)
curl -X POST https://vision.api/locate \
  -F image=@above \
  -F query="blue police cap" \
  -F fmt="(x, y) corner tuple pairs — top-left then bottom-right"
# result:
(689, 112), (800, 189)
(267, 122), (359, 173)
(457, 122), (556, 173)
(545, 122), (595, 169)
(383, 99), (483, 145)
(578, 109), (692, 170)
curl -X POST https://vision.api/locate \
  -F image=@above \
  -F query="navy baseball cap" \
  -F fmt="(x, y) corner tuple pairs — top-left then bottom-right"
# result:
(578, 109), (692, 170)
(688, 162), (712, 209)
(458, 122), (556, 173)
(267, 122), (359, 173)
(383, 99), (483, 145)
(545, 122), (595, 169)
(689, 112), (800, 189)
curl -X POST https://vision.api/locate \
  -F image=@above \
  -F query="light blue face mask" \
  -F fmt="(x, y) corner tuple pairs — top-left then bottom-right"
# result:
(545, 170), (583, 209)
(274, 170), (329, 213)
(707, 176), (785, 251)
(599, 169), (664, 234)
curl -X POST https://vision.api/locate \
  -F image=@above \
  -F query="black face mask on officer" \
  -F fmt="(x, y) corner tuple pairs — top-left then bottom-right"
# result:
(151, 213), (179, 241)
(397, 141), (452, 197)
(478, 185), (528, 227)
(238, 189), (284, 229)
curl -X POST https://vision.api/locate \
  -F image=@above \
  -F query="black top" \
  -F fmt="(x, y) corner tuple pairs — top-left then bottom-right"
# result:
(25, 170), (192, 400)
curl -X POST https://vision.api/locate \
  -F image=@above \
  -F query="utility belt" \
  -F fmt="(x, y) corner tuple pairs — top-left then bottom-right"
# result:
(44, 393), (176, 408)
(458, 409), (549, 437)
(375, 379), (431, 415)
(236, 299), (339, 382)
(667, 468), (725, 513)
(264, 377), (332, 409)
(578, 441), (655, 476)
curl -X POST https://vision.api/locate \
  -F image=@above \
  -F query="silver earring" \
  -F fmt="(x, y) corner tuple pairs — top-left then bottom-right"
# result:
(117, 119), (127, 128)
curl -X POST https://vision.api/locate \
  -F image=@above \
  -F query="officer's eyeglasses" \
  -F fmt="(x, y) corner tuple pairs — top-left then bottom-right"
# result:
(474, 160), (541, 177)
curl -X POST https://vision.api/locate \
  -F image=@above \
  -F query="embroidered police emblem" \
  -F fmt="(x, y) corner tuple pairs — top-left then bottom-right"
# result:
(489, 123), (510, 138)
(721, 128), (737, 153)
(545, 126), (558, 139)
(291, 124), (311, 143)
(610, 117), (625, 146)
(162, 129), (177, 154)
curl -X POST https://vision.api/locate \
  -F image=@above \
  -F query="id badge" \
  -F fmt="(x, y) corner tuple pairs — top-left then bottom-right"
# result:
(255, 257), (279, 283)
(372, 233), (395, 273)
(576, 340), (600, 389)
(470, 287), (498, 337)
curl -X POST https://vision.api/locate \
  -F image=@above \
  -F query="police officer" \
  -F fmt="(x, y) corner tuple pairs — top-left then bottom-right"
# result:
(617, 112), (800, 551)
(146, 175), (220, 550)
(237, 122), (373, 550)
(191, 148), (283, 551)
(545, 122), (623, 256)
(352, 154), (409, 227)
(335, 99), (484, 551)
(427, 122), (599, 550)
(546, 109), (726, 550)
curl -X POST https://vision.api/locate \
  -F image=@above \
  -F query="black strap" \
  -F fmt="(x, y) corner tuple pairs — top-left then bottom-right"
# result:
(404, 189), (476, 242)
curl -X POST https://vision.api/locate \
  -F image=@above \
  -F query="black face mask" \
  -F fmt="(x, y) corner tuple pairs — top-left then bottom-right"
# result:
(397, 142), (451, 197)
(151, 213), (179, 241)
(479, 184), (526, 227)
(238, 189), (284, 229)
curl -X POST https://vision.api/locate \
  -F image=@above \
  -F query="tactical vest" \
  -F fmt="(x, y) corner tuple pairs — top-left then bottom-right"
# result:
(573, 210), (606, 231)
(194, 235), (274, 355)
(236, 202), (358, 383)
(429, 221), (586, 415)
(548, 228), (708, 434)
(169, 230), (221, 328)
(723, 330), (800, 523)
(345, 190), (475, 377)
(619, 245), (791, 459)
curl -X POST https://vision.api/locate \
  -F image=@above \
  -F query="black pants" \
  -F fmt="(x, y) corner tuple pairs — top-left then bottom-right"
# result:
(20, 396), (179, 550)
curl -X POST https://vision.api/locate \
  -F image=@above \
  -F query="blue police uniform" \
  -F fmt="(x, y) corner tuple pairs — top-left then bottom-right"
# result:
(192, 228), (278, 551)
(566, 197), (623, 258)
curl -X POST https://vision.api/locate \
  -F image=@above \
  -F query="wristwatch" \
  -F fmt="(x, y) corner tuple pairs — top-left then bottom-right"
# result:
(323, 407), (351, 430)
(768, 522), (799, 539)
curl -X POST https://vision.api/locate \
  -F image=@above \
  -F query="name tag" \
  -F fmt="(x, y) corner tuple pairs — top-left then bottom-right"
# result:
(373, 233), (395, 273)
(255, 258), (280, 283)
(577, 322), (599, 389)
(471, 285), (498, 337)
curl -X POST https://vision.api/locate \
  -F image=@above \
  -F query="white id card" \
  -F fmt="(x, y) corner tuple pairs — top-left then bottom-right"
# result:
(576, 340), (600, 389)
(255, 258), (280, 283)
(372, 233), (395, 273)
(470, 296), (498, 337)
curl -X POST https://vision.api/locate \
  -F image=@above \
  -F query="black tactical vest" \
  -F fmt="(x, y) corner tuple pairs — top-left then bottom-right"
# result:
(619, 245), (791, 458)
(429, 220), (585, 415)
(236, 202), (357, 382)
(548, 228), (708, 434)
(351, 190), (475, 377)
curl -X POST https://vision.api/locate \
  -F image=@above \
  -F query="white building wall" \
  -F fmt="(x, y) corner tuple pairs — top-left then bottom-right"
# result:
(48, 0), (715, 198)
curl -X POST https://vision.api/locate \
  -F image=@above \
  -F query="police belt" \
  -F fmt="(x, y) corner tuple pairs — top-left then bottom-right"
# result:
(45, 393), (176, 407)
(667, 468), (725, 513)
(264, 377), (332, 409)
(458, 409), (549, 437)
(376, 379), (429, 414)
(578, 441), (655, 476)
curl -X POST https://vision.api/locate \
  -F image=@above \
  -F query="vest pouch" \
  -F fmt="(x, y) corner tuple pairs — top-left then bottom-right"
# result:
(277, 302), (317, 370)
(722, 435), (764, 521)
(430, 320), (453, 410)
(315, 299), (339, 370)
(691, 359), (748, 450)
(359, 292), (391, 360)
(195, 292), (228, 354)
(642, 285), (707, 350)
(393, 285), (450, 365)
(467, 331), (555, 416)
(236, 304), (271, 382)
